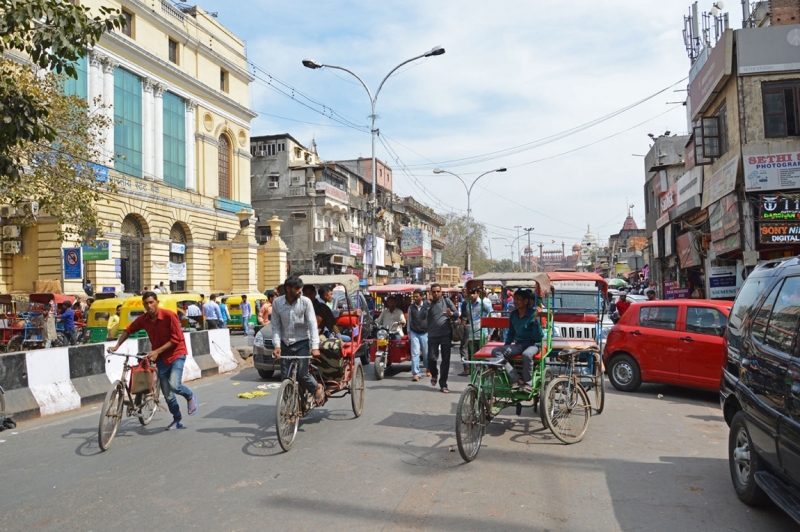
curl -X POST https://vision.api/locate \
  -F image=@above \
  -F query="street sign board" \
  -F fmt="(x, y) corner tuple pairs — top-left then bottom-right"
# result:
(82, 240), (110, 261)
(63, 248), (82, 280)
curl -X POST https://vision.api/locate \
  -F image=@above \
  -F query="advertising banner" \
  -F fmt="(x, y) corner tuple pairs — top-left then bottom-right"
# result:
(709, 266), (738, 299)
(168, 262), (187, 282)
(744, 144), (800, 192)
(461, 270), (474, 283)
(702, 154), (740, 209)
(759, 195), (800, 220)
(349, 243), (362, 256)
(738, 24), (800, 75)
(82, 240), (110, 261)
(364, 235), (385, 267)
(759, 222), (800, 244)
(664, 280), (690, 300)
(401, 228), (432, 258)
(689, 29), (733, 120)
(709, 193), (739, 241)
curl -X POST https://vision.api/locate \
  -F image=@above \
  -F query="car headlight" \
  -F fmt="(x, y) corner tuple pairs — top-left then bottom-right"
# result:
(376, 329), (389, 341)
(601, 326), (613, 339)
(254, 331), (264, 348)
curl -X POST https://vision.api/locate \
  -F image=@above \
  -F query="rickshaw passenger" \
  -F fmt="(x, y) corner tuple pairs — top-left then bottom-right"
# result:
(317, 285), (360, 341)
(303, 285), (337, 337)
(375, 296), (405, 340)
(490, 289), (543, 394)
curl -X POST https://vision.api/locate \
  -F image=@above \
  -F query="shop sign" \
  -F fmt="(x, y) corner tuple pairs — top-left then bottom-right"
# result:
(685, 139), (696, 170)
(345, 267), (363, 279)
(673, 195), (702, 219)
(759, 195), (800, 220)
(659, 183), (677, 214)
(664, 280), (690, 300)
(664, 225), (673, 256)
(349, 243), (362, 256)
(82, 240), (110, 261)
(738, 24), (800, 75)
(702, 154), (740, 209)
(709, 193), (739, 241)
(677, 232), (700, 268)
(377, 269), (389, 277)
(759, 222), (800, 244)
(709, 266), (738, 299)
(676, 167), (703, 205)
(656, 212), (671, 229)
(461, 270), (474, 283)
(170, 243), (185, 254)
(168, 261), (186, 281)
(652, 230), (659, 258)
(315, 182), (348, 203)
(743, 143), (800, 192)
(689, 29), (733, 120)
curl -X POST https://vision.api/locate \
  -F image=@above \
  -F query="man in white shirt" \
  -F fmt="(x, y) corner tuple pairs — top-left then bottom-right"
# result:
(186, 301), (202, 329)
(375, 296), (406, 340)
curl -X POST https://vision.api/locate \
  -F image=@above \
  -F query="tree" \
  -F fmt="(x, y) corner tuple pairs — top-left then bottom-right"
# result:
(441, 213), (494, 276)
(3, 61), (114, 240)
(0, 0), (124, 180)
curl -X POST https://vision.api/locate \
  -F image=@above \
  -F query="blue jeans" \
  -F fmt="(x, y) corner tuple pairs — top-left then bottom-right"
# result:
(490, 343), (539, 385)
(409, 330), (428, 376)
(156, 355), (194, 422)
(64, 328), (77, 346)
(242, 318), (250, 336)
(279, 339), (318, 394)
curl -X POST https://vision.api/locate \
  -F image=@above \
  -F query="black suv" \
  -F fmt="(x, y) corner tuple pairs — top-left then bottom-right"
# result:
(721, 257), (800, 524)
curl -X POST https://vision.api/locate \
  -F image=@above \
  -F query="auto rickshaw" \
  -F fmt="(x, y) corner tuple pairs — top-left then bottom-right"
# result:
(118, 293), (203, 337)
(366, 284), (427, 379)
(86, 297), (131, 343)
(220, 293), (267, 330)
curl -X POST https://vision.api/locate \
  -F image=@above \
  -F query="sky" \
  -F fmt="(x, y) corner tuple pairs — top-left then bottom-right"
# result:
(196, 0), (740, 257)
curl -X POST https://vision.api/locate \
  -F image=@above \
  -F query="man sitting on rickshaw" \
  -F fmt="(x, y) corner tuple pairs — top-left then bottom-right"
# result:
(375, 296), (405, 340)
(490, 288), (543, 394)
(303, 284), (339, 339)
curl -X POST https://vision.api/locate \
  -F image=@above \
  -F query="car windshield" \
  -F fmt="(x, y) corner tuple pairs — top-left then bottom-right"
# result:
(552, 291), (598, 312)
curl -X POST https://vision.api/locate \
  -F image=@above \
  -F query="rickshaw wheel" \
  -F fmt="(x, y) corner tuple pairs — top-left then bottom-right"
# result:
(374, 354), (386, 380)
(350, 360), (365, 417)
(595, 372), (605, 414)
(54, 333), (67, 348)
(542, 377), (591, 444)
(456, 386), (486, 462)
(6, 336), (22, 354)
(137, 376), (161, 426)
(98, 380), (124, 451)
(276, 379), (300, 452)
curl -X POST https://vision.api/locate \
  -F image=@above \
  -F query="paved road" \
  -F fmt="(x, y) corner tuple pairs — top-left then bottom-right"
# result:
(1, 355), (795, 531)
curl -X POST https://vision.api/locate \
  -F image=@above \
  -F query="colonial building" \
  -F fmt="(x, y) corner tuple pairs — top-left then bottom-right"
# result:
(3, 1), (259, 295)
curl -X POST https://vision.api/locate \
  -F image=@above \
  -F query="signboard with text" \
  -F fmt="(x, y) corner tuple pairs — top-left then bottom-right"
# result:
(743, 144), (800, 192)
(759, 222), (800, 244)
(82, 240), (110, 261)
(702, 154), (740, 209)
(663, 280), (690, 300)
(759, 195), (800, 220)
(709, 266), (738, 299)
(63, 248), (82, 280)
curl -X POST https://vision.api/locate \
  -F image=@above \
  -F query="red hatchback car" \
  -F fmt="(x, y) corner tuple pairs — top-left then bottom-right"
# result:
(603, 299), (732, 392)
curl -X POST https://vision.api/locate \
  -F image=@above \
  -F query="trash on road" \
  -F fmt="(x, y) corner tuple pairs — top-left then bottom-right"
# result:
(237, 391), (270, 399)
(256, 383), (280, 390)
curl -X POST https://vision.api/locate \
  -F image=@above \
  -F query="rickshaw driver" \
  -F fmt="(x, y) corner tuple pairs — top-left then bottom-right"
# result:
(375, 296), (405, 340)
(272, 276), (325, 406)
(489, 288), (544, 394)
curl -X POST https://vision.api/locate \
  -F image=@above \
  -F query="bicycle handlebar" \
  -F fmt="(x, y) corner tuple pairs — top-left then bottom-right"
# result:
(106, 348), (147, 359)
(274, 355), (312, 360)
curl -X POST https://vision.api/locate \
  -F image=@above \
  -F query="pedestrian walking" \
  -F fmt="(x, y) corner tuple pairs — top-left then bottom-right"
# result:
(241, 295), (252, 336)
(408, 288), (429, 381)
(58, 301), (77, 346)
(203, 294), (222, 329)
(427, 283), (459, 394)
(109, 291), (198, 430)
(39, 307), (57, 348)
(258, 291), (273, 326)
(459, 287), (492, 376)
(219, 299), (230, 328)
(83, 279), (94, 297)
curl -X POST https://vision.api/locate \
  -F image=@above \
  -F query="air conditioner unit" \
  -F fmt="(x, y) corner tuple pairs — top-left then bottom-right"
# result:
(330, 254), (347, 266)
(0, 206), (17, 218)
(291, 212), (307, 220)
(2, 226), (21, 238)
(21, 201), (39, 216)
(317, 267), (326, 275)
(267, 182), (279, 189)
(216, 231), (228, 241)
(256, 149), (267, 157)
(3, 241), (21, 254)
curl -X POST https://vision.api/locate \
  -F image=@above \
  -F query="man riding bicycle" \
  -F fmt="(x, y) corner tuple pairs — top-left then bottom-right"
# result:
(272, 276), (324, 406)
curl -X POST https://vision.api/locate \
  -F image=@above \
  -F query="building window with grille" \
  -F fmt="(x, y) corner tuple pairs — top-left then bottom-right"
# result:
(763, 81), (800, 138)
(218, 134), (231, 199)
(220, 69), (228, 92)
(163, 92), (185, 189)
(114, 67), (143, 178)
(169, 223), (187, 293)
(168, 39), (178, 64)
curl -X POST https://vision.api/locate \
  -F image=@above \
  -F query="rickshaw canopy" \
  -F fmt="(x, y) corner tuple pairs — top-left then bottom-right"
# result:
(547, 272), (608, 295)
(30, 293), (76, 306)
(469, 272), (552, 295)
(300, 274), (359, 294)
(368, 284), (428, 294)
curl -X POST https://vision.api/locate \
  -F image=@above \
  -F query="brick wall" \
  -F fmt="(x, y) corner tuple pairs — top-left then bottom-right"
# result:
(770, 0), (800, 25)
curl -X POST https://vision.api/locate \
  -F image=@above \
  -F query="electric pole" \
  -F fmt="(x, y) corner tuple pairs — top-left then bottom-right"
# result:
(524, 227), (534, 272)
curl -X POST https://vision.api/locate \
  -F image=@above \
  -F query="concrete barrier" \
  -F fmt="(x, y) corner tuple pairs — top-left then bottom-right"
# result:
(1, 328), (236, 421)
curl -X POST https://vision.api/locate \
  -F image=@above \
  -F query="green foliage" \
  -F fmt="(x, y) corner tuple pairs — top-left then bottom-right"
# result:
(0, 0), (124, 180)
(441, 213), (495, 276)
(2, 59), (116, 241)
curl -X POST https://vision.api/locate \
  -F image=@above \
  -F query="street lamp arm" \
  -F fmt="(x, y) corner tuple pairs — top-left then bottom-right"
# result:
(315, 64), (375, 104)
(435, 169), (469, 195)
(374, 51), (429, 106)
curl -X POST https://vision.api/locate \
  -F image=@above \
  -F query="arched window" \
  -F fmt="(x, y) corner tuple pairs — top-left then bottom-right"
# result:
(169, 223), (188, 292)
(218, 134), (231, 199)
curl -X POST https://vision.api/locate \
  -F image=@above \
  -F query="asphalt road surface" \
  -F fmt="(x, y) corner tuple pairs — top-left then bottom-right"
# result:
(1, 354), (795, 531)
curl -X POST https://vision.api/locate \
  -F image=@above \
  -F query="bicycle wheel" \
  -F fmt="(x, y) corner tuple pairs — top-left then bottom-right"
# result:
(276, 379), (300, 452)
(595, 372), (605, 415)
(6, 335), (22, 353)
(350, 360), (365, 418)
(455, 385), (486, 462)
(542, 376), (591, 444)
(137, 376), (161, 426)
(98, 380), (125, 451)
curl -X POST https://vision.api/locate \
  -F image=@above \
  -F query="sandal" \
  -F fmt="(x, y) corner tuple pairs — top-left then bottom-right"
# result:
(441, 387), (450, 394)
(426, 370), (431, 377)
(430, 376), (438, 387)
(522, 384), (532, 394)
(314, 384), (325, 406)
(412, 375), (420, 382)
(166, 421), (184, 431)
(457, 371), (470, 377)
(511, 381), (522, 390)
(188, 393), (198, 416)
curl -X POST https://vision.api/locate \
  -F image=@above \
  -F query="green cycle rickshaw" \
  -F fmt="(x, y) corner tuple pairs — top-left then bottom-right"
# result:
(455, 271), (608, 462)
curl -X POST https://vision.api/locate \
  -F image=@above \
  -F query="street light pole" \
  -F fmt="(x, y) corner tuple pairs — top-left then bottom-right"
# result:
(524, 227), (534, 272)
(303, 46), (445, 285)
(514, 226), (521, 270)
(433, 167), (507, 272)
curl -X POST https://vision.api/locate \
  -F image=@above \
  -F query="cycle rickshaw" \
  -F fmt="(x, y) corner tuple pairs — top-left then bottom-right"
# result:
(366, 284), (427, 380)
(275, 274), (365, 452)
(455, 272), (608, 462)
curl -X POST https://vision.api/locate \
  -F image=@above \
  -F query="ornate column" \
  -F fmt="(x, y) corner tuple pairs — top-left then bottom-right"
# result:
(232, 208), (259, 293)
(262, 215), (288, 290)
(153, 83), (165, 182)
(142, 78), (155, 180)
(102, 59), (118, 167)
(88, 50), (105, 115)
(185, 100), (197, 192)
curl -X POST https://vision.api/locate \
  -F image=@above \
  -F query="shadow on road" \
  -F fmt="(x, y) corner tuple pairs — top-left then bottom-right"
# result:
(62, 418), (165, 457)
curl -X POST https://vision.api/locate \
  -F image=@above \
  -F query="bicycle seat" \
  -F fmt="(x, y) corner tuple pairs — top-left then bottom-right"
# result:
(556, 349), (582, 363)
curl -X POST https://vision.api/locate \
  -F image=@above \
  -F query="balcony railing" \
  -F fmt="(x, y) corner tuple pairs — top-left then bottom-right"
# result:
(287, 187), (306, 197)
(160, 0), (185, 23)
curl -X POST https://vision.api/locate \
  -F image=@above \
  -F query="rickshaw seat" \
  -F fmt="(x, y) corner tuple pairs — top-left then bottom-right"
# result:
(481, 316), (508, 329)
(472, 342), (542, 361)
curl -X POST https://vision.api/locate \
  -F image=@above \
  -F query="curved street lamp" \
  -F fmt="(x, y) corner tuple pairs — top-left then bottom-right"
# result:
(434, 167), (507, 271)
(303, 46), (445, 284)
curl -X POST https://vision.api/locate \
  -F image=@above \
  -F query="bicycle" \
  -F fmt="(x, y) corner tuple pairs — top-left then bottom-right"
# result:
(98, 349), (162, 451)
(541, 348), (591, 444)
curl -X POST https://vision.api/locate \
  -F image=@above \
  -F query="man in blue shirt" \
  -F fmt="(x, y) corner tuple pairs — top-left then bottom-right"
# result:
(203, 294), (223, 329)
(58, 301), (77, 346)
(241, 295), (252, 336)
(490, 288), (543, 394)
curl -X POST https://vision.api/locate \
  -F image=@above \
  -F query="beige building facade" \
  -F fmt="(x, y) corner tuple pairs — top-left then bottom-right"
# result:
(0, 1), (275, 295)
